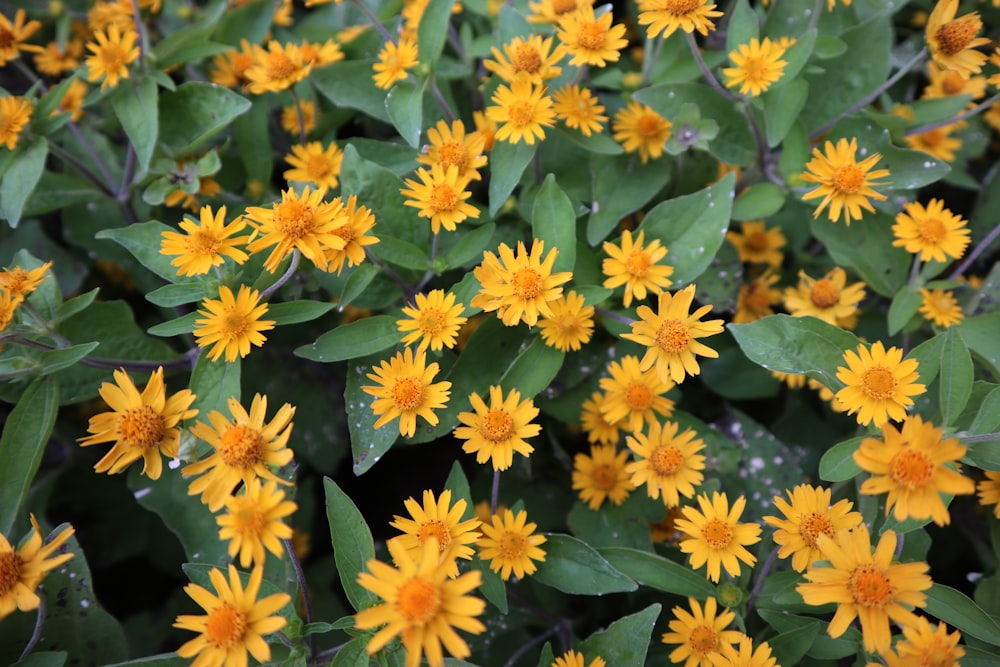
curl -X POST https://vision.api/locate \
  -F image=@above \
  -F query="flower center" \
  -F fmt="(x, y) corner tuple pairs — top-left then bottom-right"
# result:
(419, 308), (445, 334)
(437, 142), (468, 172)
(512, 44), (542, 73)
(935, 16), (980, 57)
(511, 268), (543, 299)
(577, 22), (605, 50)
(205, 602), (248, 648)
(688, 625), (719, 653)
(832, 164), (864, 194)
(306, 154), (334, 179)
(230, 498), (266, 534)
(219, 424), (265, 468)
(497, 530), (527, 558)
(917, 128), (944, 147)
(397, 577), (441, 623)
(742, 56), (767, 81)
(333, 223), (356, 243)
(649, 444), (683, 475)
(745, 283), (772, 311)
(799, 512), (834, 547)
(848, 563), (893, 607)
(265, 51), (297, 80)
(391, 377), (425, 412)
(625, 251), (652, 277)
(655, 319), (690, 353)
(0, 29), (13, 51)
(889, 448), (935, 489)
(917, 217), (948, 243)
(591, 464), (618, 490)
(118, 405), (166, 449)
(624, 382), (653, 411)
(941, 72), (965, 96)
(273, 199), (316, 240)
(0, 551), (23, 597)
(861, 365), (898, 400)
(701, 518), (733, 549)
(190, 230), (221, 256)
(417, 520), (453, 551)
(222, 310), (250, 336)
(921, 638), (960, 667)
(809, 279), (841, 309)
(480, 409), (515, 442)
(99, 44), (124, 71)
(637, 114), (664, 137)
(665, 0), (701, 15)
(746, 231), (769, 251)
(430, 183), (459, 212)
(508, 100), (536, 128)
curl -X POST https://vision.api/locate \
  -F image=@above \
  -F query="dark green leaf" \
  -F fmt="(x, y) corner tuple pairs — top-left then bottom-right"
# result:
(1, 138), (48, 227)
(147, 312), (198, 337)
(732, 182), (787, 221)
(295, 316), (403, 363)
(14, 653), (67, 667)
(346, 354), (400, 474)
(234, 100), (272, 185)
(386, 79), (427, 148)
(586, 153), (671, 244)
(52, 288), (100, 324)
(489, 139), (537, 216)
(417, 0), (454, 67)
(443, 222), (495, 269)
(819, 436), (864, 483)
(763, 79), (809, 148)
(578, 604), (660, 667)
(970, 387), (1000, 435)
(213, 0), (272, 45)
(498, 337), (564, 398)
(553, 125), (623, 155)
(158, 82), (251, 156)
(533, 534), (636, 594)
(725, 0), (758, 54)
(111, 77), (158, 174)
(599, 547), (715, 598)
(888, 285), (923, 335)
(374, 236), (430, 271)
(324, 477), (377, 611)
(268, 300), (336, 326)
(146, 282), (208, 307)
(940, 328), (974, 425)
(775, 29), (816, 85)
(531, 174), (576, 274)
(329, 636), (371, 667)
(0, 377), (58, 535)
(39, 342), (100, 376)
(926, 584), (1000, 646)
(189, 346), (241, 417)
(809, 212), (910, 297)
(312, 60), (392, 123)
(908, 334), (944, 386)
(22, 171), (103, 218)
(959, 314), (1000, 378)
(767, 623), (821, 667)
(96, 220), (181, 282)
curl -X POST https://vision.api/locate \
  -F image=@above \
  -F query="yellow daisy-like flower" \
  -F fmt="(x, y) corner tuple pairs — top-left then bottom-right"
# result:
(280, 100), (318, 137)
(484, 35), (565, 85)
(400, 164), (480, 234)
(625, 419), (705, 507)
(621, 284), (725, 385)
(572, 443), (633, 510)
(726, 220), (786, 268)
(637, 0), (724, 40)
(0, 290), (20, 335)
(923, 60), (986, 99)
(783, 267), (866, 327)
(553, 650), (605, 667)
(599, 355), (675, 433)
(27, 39), (83, 76)
(854, 415), (975, 526)
(579, 391), (621, 446)
(472, 239), (573, 327)
(283, 141), (344, 190)
(210, 40), (255, 89)
(55, 79), (88, 123)
(300, 38), (344, 67)
(919, 288), (963, 327)
(398, 289), (468, 352)
(537, 289), (595, 351)
(174, 564), (290, 667)
(733, 270), (781, 324)
(193, 284), (275, 363)
(660, 597), (742, 667)
(0, 95), (33, 151)
(0, 260), (51, 302)
(722, 37), (788, 97)
(555, 6), (628, 68)
(800, 137), (891, 225)
(159, 205), (250, 277)
(675, 491), (762, 582)
(612, 100), (672, 163)
(322, 194), (379, 275)
(835, 340), (926, 427)
(487, 79), (557, 146)
(925, 0), (990, 79)
(184, 393), (296, 512)
(373, 37), (419, 90)
(882, 616), (964, 667)
(478, 509), (547, 581)
(244, 185), (347, 273)
(551, 84), (608, 137)
(87, 0), (133, 34)
(602, 229), (674, 307)
(217, 479), (297, 568)
(245, 40), (312, 94)
(417, 119), (488, 181)
(455, 385), (541, 471)
(892, 198), (970, 262)
(472, 110), (497, 152)
(390, 489), (482, 577)
(977, 471), (1000, 518)
(0, 516), (74, 621)
(84, 23), (139, 90)
(0, 9), (41, 66)
(528, 0), (595, 24)
(716, 635), (779, 667)
(78, 367), (197, 480)
(355, 537), (486, 667)
(762, 484), (863, 573)
(906, 120), (963, 162)
(362, 348), (452, 438)
(797, 527), (932, 654)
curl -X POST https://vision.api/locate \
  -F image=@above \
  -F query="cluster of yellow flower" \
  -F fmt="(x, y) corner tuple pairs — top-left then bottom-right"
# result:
(210, 36), (345, 95)
(0, 261), (52, 338)
(0, 515), (74, 622)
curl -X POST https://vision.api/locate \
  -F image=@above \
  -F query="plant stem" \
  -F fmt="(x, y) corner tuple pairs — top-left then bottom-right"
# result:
(46, 141), (115, 198)
(490, 469), (501, 514)
(641, 36), (664, 87)
(686, 33), (740, 103)
(351, 0), (396, 44)
(806, 0), (824, 32)
(364, 248), (415, 296)
(260, 250), (302, 300)
(20, 599), (45, 662)
(129, 0), (150, 59)
(284, 537), (316, 658)
(415, 233), (440, 292)
(961, 432), (1000, 444)
(905, 91), (1000, 137)
(289, 88), (309, 146)
(4, 335), (201, 372)
(595, 307), (635, 326)
(502, 626), (560, 667)
(948, 221), (1000, 281)
(746, 546), (778, 613)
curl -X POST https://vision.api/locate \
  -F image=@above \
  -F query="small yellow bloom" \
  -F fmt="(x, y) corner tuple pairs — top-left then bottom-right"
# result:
(552, 650), (606, 667)
(612, 100), (672, 163)
(922, 60), (986, 99)
(881, 616), (964, 667)
(637, 0), (723, 40)
(487, 79), (557, 146)
(280, 100), (318, 137)
(372, 37), (419, 90)
(552, 84), (608, 137)
(0, 96), (33, 150)
(800, 137), (890, 225)
(660, 596), (742, 667)
(783, 267), (866, 328)
(477, 509), (547, 580)
(602, 229), (674, 307)
(555, 6), (628, 68)
(244, 186), (348, 273)
(283, 141), (344, 190)
(892, 198), (970, 262)
(572, 443), (633, 510)
(906, 121), (963, 162)
(675, 491), (762, 582)
(193, 284), (275, 363)
(625, 419), (705, 507)
(455, 385), (541, 471)
(579, 391), (621, 446)
(537, 289), (595, 351)
(835, 340), (926, 427)
(160, 205), (250, 277)
(0, 516), (74, 621)
(762, 484), (862, 572)
(245, 40), (312, 94)
(397, 289), (468, 351)
(84, 23), (140, 90)
(217, 479), (297, 568)
(0, 9), (42, 67)
(726, 220), (786, 267)
(0, 260), (50, 302)
(322, 194), (379, 275)
(400, 164), (480, 233)
(919, 288), (963, 327)
(26, 39), (83, 75)
(722, 37), (788, 97)
(925, 0), (991, 78)
(417, 119), (488, 181)
(390, 489), (481, 577)
(732, 270), (781, 324)
(528, 0), (594, 24)
(483, 34), (565, 85)
(472, 239), (573, 327)
(362, 348), (452, 438)
(599, 355), (675, 433)
(210, 40), (255, 89)
(55, 79), (88, 122)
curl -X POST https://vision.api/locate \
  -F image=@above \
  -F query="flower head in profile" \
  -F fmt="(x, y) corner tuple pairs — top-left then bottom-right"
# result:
(602, 229), (674, 307)
(835, 340), (925, 427)
(283, 141), (344, 190)
(300, 38), (344, 67)
(362, 348), (452, 438)
(217, 479), (297, 568)
(245, 40), (311, 94)
(599, 355), (675, 433)
(85, 24), (140, 90)
(977, 471), (1000, 518)
(675, 491), (762, 582)
(484, 35), (565, 84)
(487, 79), (557, 146)
(621, 284), (725, 385)
(418, 119), (488, 181)
(783, 267), (866, 327)
(882, 616), (964, 667)
(193, 285), (275, 363)
(174, 565), (290, 667)
(800, 138), (890, 225)
(716, 635), (779, 667)
(0, 95), (33, 150)
(0, 516), (74, 621)
(472, 110), (498, 151)
(722, 38), (788, 96)
(78, 367), (197, 480)
(926, 0), (990, 79)
(390, 489), (482, 577)
(637, 0), (723, 40)
(660, 597), (741, 667)
(210, 40), (255, 89)
(726, 220), (786, 267)
(0, 260), (51, 302)
(0, 290), (20, 335)
(355, 537), (486, 667)
(892, 198), (970, 262)
(555, 6), (628, 68)
(401, 164), (480, 233)
(552, 650), (606, 667)
(551, 84), (608, 137)
(579, 391), (621, 446)
(919, 288), (963, 327)
(923, 60), (986, 99)
(762, 484), (862, 572)
(160, 205), (250, 277)
(901, 106), (963, 161)
(478, 509), (547, 580)
(55, 79), (88, 122)
(573, 443), (633, 510)
(398, 290), (468, 352)
(0, 9), (42, 66)
(472, 239), (573, 327)
(854, 415), (975, 526)
(537, 289), (595, 351)
(612, 100), (672, 163)
(245, 186), (347, 272)
(373, 37), (419, 90)
(625, 420), (705, 507)
(528, 0), (595, 24)
(797, 527), (932, 653)
(455, 385), (541, 471)
(280, 100), (317, 137)
(322, 194), (379, 274)
(733, 270), (781, 324)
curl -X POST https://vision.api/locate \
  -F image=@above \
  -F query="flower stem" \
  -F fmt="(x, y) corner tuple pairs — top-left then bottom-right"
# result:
(960, 432), (1000, 444)
(806, 0), (824, 33)
(129, 0), (150, 59)
(20, 599), (45, 662)
(289, 88), (309, 146)
(745, 546), (778, 613)
(948, 220), (1000, 282)
(260, 250), (302, 301)
(502, 626), (560, 667)
(686, 32), (740, 103)
(283, 537), (316, 658)
(364, 248), (416, 296)
(595, 307), (636, 326)
(3, 334), (201, 372)
(490, 469), (501, 514)
(350, 0), (397, 45)
(641, 36), (664, 87)
(415, 233), (440, 293)
(905, 91), (1000, 137)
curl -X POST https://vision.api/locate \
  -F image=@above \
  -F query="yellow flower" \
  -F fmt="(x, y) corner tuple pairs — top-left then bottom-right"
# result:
(362, 348), (452, 438)
(772, 371), (806, 389)
(977, 471), (1000, 518)
(612, 100), (672, 163)
(280, 100), (318, 137)
(925, 0), (990, 79)
(400, 164), (480, 233)
(300, 39), (345, 67)
(892, 198), (970, 262)
(722, 38), (788, 96)
(0, 9), (41, 66)
(455, 385), (541, 471)
(602, 229), (674, 307)
(487, 79), (557, 146)
(649, 506), (684, 543)
(484, 35), (565, 85)
(528, 0), (594, 24)
(217, 479), (297, 568)
(85, 24), (140, 90)
(174, 564), (290, 667)
(245, 40), (311, 94)
(552, 84), (608, 137)
(0, 95), (33, 150)
(552, 650), (606, 667)
(716, 635), (780, 667)
(160, 205), (250, 277)
(625, 419), (705, 507)
(322, 194), (379, 274)
(599, 355), (675, 433)
(572, 443), (633, 510)
(923, 60), (986, 99)
(783, 267), (866, 327)
(184, 393), (296, 512)
(193, 284), (275, 363)
(882, 616), (964, 667)
(210, 41), (255, 89)
(245, 186), (347, 273)
(283, 141), (344, 190)
(919, 288), (963, 327)
(0, 290), (20, 335)
(675, 491), (762, 582)
(87, 0), (133, 33)
(810, 378), (851, 413)
(472, 239), (573, 327)
(905, 120), (963, 162)
(55, 79), (88, 122)
(621, 284), (725, 385)
(165, 175), (221, 212)
(835, 341), (926, 427)
(0, 516), (74, 621)
(0, 260), (51, 302)
(355, 537), (486, 667)
(27, 39), (83, 75)
(537, 289), (595, 351)
(418, 119), (488, 181)
(797, 527), (932, 654)
(660, 597), (742, 667)
(78, 367), (197, 480)
(855, 415), (975, 526)
(373, 37), (419, 90)
(472, 110), (498, 151)
(732, 270), (781, 324)
(273, 0), (293, 25)
(579, 391), (621, 446)
(478, 509), (547, 580)
(762, 484), (863, 572)
(637, 0), (723, 40)
(726, 220), (786, 267)
(556, 6), (628, 68)
(390, 489), (482, 577)
(800, 137), (890, 225)
(398, 289), (468, 352)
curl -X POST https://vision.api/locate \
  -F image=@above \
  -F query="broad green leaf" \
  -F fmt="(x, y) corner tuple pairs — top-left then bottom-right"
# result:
(574, 285), (613, 306)
(329, 636), (371, 667)
(158, 82), (251, 156)
(887, 285), (922, 335)
(531, 174), (576, 274)
(39, 342), (100, 376)
(809, 213), (910, 297)
(533, 533), (637, 594)
(189, 346), (241, 417)
(443, 222), (495, 269)
(22, 171), (102, 218)
(150, 3), (226, 66)
(146, 282), (207, 307)
(586, 153), (671, 244)
(52, 288), (100, 324)
(374, 236), (430, 271)
(599, 547), (715, 598)
(498, 337), (564, 399)
(553, 125), (623, 155)
(96, 221), (181, 283)
(926, 584), (1000, 646)
(757, 609), (861, 660)
(295, 315), (403, 363)
(908, 334), (944, 386)
(312, 60), (392, 123)
(767, 623), (821, 667)
(234, 99), (272, 185)
(346, 354), (400, 474)
(147, 312), (199, 337)
(567, 493), (660, 551)
(324, 478), (378, 612)
(489, 138), (537, 216)
(578, 604), (661, 667)
(111, 77), (158, 174)
(940, 328), (973, 426)
(812, 35), (847, 59)
(959, 314), (1000, 378)
(1, 138), (48, 227)
(339, 146), (427, 248)
(775, 29), (817, 85)
(268, 300), (335, 326)
(417, 0), (454, 67)
(213, 0), (272, 44)
(969, 387), (1000, 435)
(340, 264), (380, 308)
(731, 182), (787, 221)
(819, 436), (864, 483)
(498, 3), (533, 42)
(0, 377), (58, 535)
(725, 0), (759, 54)
(14, 653), (68, 667)
(763, 79), (809, 148)
(386, 79), (427, 148)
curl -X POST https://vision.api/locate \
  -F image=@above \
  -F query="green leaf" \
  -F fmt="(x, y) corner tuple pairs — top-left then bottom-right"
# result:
(312, 60), (392, 123)
(763, 79), (809, 148)
(1, 138), (48, 227)
(533, 534), (637, 594)
(14, 653), (67, 667)
(146, 282), (207, 307)
(111, 77), (158, 174)
(599, 547), (715, 598)
(553, 125), (623, 155)
(809, 213), (910, 297)
(812, 35), (847, 59)
(959, 314), (1000, 378)
(374, 236), (430, 271)
(96, 220), (181, 282)
(39, 342), (100, 376)
(189, 346), (241, 418)
(234, 100), (272, 185)
(329, 637), (371, 667)
(940, 328), (974, 426)
(586, 154), (671, 244)
(443, 222), (495, 269)
(268, 300), (335, 326)
(417, 0), (454, 67)
(731, 182), (787, 221)
(324, 478), (377, 612)
(819, 436), (864, 483)
(346, 354), (401, 474)
(969, 387), (1000, 435)
(567, 494), (658, 551)
(0, 377), (58, 535)
(339, 146), (427, 249)
(386, 79), (427, 148)
(767, 623), (821, 667)
(498, 337), (564, 398)
(578, 604), (661, 667)
(150, 3), (225, 66)
(22, 171), (102, 218)
(340, 264), (380, 308)
(908, 334), (944, 387)
(295, 316), (403, 363)
(489, 139), (537, 216)
(888, 285), (923, 335)
(757, 609), (861, 660)
(213, 0), (272, 45)
(925, 584), (1000, 646)
(158, 82), (251, 156)
(725, 0), (759, 54)
(52, 288), (100, 324)
(531, 174), (577, 274)
(147, 312), (198, 337)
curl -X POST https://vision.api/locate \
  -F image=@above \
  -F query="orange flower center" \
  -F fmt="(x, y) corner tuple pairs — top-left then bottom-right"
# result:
(417, 520), (453, 551)
(219, 424), (266, 468)
(333, 222), (356, 243)
(741, 56), (767, 81)
(0, 268), (31, 296)
(99, 44), (125, 72)
(222, 310), (251, 337)
(397, 577), (441, 623)
(810, 279), (841, 309)
(861, 365), (898, 400)
(0, 551), (23, 597)
(265, 50), (297, 80)
(848, 563), (893, 607)
(744, 283), (772, 312)
(551, 0), (578, 14)
(688, 625), (719, 653)
(626, 251), (652, 277)
(511, 44), (542, 73)
(889, 448), (935, 489)
(508, 100), (536, 128)
(511, 268), (543, 299)
(637, 113), (665, 137)
(496, 530), (528, 558)
(205, 602), (248, 648)
(230, 498), (266, 534)
(701, 519), (733, 549)
(831, 163), (865, 194)
(916, 128), (944, 147)
(273, 199), (316, 240)
(480, 409), (515, 442)
(190, 230), (221, 256)
(624, 382), (653, 411)
(665, 0), (701, 15)
(418, 308), (445, 334)
(935, 16), (980, 57)
(391, 377), (425, 412)
(436, 141), (468, 172)
(306, 154), (334, 179)
(430, 183), (459, 212)
(649, 444), (683, 475)
(799, 512), (834, 547)
(591, 463), (619, 490)
(655, 319), (690, 353)
(577, 22), (606, 51)
(920, 638), (960, 667)
(917, 217), (948, 243)
(118, 405), (166, 449)
(746, 231), (769, 251)
(0, 28), (14, 51)
(941, 72), (966, 96)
